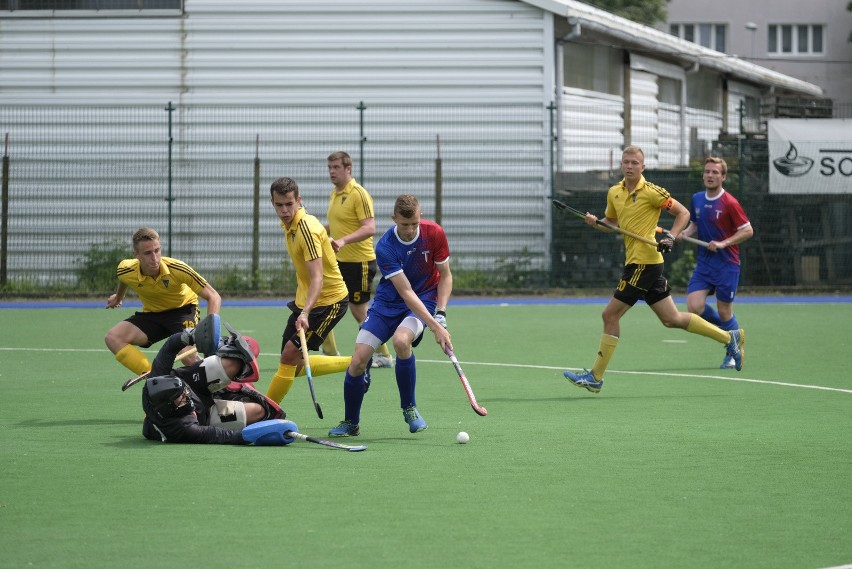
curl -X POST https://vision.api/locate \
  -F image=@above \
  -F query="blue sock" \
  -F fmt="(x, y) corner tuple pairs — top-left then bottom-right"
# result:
(720, 315), (739, 332)
(343, 370), (367, 424)
(395, 354), (416, 408)
(700, 305), (722, 326)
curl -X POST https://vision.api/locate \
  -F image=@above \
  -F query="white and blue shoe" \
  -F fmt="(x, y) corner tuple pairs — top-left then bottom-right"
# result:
(726, 329), (745, 371)
(402, 406), (427, 433)
(564, 369), (603, 393)
(328, 420), (360, 437)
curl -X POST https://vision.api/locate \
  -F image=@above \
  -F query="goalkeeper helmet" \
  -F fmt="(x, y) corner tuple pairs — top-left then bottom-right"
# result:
(146, 375), (194, 420)
(217, 333), (260, 383)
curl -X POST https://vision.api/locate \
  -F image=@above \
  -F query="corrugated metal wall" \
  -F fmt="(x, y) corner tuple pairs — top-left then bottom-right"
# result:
(0, 0), (553, 283)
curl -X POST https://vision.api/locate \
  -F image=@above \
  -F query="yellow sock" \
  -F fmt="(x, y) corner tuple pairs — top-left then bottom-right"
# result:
(376, 343), (391, 357)
(297, 355), (352, 377)
(591, 334), (619, 381)
(265, 363), (297, 404)
(115, 344), (152, 375)
(686, 313), (730, 344)
(321, 331), (339, 356)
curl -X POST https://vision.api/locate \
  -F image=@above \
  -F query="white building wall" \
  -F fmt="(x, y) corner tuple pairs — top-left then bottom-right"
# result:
(558, 88), (623, 172)
(0, 0), (552, 280)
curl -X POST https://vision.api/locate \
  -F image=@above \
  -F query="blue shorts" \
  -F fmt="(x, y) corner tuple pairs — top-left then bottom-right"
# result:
(687, 262), (741, 303)
(360, 299), (437, 347)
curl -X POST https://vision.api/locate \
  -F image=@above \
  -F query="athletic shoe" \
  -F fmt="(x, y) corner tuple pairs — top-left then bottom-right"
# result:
(328, 420), (360, 437)
(402, 406), (427, 433)
(563, 369), (603, 393)
(372, 354), (394, 368)
(726, 329), (745, 371)
(720, 354), (736, 369)
(322, 350), (341, 357)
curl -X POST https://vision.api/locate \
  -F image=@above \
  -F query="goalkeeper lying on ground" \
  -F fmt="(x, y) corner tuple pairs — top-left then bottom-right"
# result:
(141, 315), (291, 445)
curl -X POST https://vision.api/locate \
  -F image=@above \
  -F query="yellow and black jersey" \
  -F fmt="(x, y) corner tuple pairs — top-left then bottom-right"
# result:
(605, 175), (673, 265)
(116, 257), (206, 312)
(282, 207), (348, 308)
(326, 178), (376, 263)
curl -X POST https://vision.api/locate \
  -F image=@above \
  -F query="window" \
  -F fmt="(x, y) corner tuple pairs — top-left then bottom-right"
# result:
(563, 43), (623, 97)
(768, 24), (825, 55)
(658, 76), (681, 106)
(686, 70), (720, 112)
(670, 23), (728, 53)
(1, 1), (182, 12)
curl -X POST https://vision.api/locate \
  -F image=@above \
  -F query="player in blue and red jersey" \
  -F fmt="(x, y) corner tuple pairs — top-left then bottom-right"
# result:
(678, 156), (754, 369)
(328, 194), (453, 437)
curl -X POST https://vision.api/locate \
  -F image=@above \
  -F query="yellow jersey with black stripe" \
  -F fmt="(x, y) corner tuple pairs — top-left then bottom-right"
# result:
(326, 178), (376, 263)
(116, 257), (206, 312)
(283, 207), (348, 308)
(605, 175), (672, 265)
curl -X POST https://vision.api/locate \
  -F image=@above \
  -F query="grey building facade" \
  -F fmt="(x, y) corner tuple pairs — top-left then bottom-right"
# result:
(662, 0), (852, 109)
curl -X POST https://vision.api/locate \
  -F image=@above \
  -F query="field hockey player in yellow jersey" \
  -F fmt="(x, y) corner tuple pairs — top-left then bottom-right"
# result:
(320, 151), (394, 368)
(105, 227), (221, 376)
(265, 177), (352, 405)
(563, 146), (745, 393)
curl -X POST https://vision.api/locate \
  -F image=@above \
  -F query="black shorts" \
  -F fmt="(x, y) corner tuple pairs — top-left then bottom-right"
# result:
(338, 260), (377, 305)
(613, 263), (672, 307)
(126, 304), (200, 348)
(282, 299), (349, 352)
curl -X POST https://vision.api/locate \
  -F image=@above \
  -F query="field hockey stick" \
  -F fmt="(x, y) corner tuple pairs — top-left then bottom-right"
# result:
(552, 199), (658, 247)
(553, 199), (710, 248)
(657, 227), (710, 249)
(120, 346), (199, 391)
(287, 431), (367, 452)
(650, 227), (711, 248)
(442, 345), (488, 416)
(297, 328), (324, 419)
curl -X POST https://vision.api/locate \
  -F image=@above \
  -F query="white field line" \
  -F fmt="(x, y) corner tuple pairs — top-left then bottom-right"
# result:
(415, 358), (852, 395)
(3, 347), (851, 395)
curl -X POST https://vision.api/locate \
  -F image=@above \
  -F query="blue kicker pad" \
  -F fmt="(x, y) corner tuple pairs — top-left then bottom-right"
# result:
(193, 314), (221, 357)
(242, 419), (298, 446)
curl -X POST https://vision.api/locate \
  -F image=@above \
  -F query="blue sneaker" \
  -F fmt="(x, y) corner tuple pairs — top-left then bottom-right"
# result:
(564, 369), (603, 393)
(726, 329), (745, 371)
(328, 420), (360, 437)
(402, 406), (427, 433)
(720, 353), (736, 369)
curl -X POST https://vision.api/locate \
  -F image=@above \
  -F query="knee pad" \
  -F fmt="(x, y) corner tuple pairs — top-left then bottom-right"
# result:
(209, 400), (248, 432)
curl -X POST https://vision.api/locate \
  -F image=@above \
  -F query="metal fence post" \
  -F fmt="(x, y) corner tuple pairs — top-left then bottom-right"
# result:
(435, 134), (442, 225)
(357, 101), (366, 183)
(252, 134), (261, 289)
(1, 133), (8, 286)
(165, 101), (176, 256)
(737, 99), (744, 197)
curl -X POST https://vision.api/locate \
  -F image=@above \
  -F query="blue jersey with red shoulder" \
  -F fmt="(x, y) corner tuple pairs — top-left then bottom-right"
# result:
(690, 189), (750, 268)
(374, 219), (450, 310)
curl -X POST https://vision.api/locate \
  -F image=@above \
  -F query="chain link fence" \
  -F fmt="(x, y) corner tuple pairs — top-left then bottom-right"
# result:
(2, 101), (850, 295)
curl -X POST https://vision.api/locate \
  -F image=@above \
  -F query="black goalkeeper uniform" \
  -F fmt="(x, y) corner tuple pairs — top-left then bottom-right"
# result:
(141, 334), (247, 445)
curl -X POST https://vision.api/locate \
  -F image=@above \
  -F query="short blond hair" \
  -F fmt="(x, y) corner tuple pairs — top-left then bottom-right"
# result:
(132, 227), (160, 252)
(705, 156), (728, 175)
(622, 145), (645, 161)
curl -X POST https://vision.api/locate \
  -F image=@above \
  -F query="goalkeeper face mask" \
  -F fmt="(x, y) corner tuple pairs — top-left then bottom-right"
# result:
(146, 376), (195, 419)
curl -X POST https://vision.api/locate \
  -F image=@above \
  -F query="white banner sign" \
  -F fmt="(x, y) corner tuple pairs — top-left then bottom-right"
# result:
(768, 119), (852, 194)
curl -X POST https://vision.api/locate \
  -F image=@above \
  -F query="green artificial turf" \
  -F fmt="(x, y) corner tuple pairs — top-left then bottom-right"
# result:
(1, 302), (850, 569)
